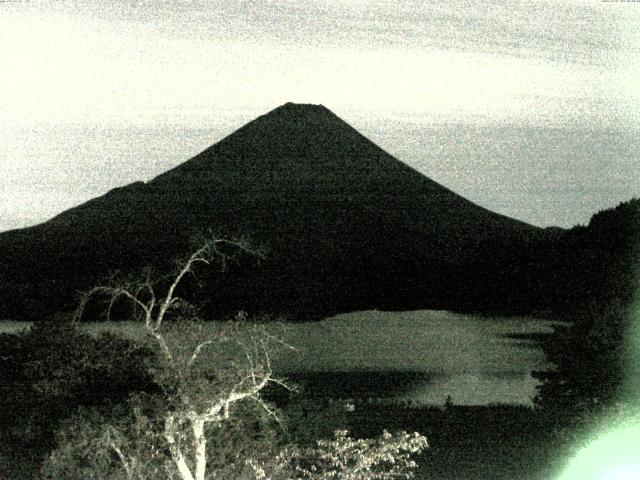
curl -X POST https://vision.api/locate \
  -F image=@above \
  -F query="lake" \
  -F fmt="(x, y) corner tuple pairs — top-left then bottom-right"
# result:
(0, 310), (564, 406)
(269, 310), (563, 406)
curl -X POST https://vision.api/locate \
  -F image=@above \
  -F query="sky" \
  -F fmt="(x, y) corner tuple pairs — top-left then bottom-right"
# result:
(1, 0), (639, 231)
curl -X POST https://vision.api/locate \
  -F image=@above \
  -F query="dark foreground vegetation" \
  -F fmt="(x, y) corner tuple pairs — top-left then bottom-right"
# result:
(0, 193), (637, 478)
(342, 402), (564, 480)
(0, 319), (560, 480)
(0, 311), (635, 480)
(0, 320), (424, 479)
(0, 322), (156, 478)
(0, 242), (429, 479)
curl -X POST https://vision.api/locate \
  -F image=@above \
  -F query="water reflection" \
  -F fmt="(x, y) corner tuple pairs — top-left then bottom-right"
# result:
(273, 310), (566, 406)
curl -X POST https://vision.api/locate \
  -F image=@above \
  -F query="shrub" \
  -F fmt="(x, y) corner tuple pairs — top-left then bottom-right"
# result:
(0, 321), (156, 467)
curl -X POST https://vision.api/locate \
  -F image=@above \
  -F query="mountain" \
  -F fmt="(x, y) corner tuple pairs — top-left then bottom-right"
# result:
(0, 103), (570, 320)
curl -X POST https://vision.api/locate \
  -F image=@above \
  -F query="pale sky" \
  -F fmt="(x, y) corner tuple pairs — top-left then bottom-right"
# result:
(1, 0), (639, 231)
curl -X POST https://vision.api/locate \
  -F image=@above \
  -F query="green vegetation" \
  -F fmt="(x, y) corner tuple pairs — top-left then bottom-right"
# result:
(0, 321), (156, 479)
(0, 241), (429, 480)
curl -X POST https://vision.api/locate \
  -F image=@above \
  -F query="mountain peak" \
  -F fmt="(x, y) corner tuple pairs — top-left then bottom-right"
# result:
(0, 103), (543, 320)
(279, 101), (326, 110)
(260, 102), (335, 123)
(152, 100), (396, 189)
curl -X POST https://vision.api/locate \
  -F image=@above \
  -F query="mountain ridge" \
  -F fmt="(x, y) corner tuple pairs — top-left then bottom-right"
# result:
(0, 103), (573, 320)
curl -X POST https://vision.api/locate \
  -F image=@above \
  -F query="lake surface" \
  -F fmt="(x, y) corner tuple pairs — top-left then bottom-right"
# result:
(0, 310), (564, 406)
(269, 310), (564, 406)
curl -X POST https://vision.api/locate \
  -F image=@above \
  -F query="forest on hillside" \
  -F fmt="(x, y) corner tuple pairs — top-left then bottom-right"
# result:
(0, 199), (638, 479)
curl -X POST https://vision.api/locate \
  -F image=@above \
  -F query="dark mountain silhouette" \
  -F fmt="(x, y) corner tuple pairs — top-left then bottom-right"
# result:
(0, 103), (635, 320)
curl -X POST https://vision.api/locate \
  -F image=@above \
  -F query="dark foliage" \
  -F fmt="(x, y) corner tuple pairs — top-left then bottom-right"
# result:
(0, 322), (157, 471)
(532, 200), (640, 417)
(533, 305), (627, 416)
(330, 402), (563, 480)
(457, 198), (640, 318)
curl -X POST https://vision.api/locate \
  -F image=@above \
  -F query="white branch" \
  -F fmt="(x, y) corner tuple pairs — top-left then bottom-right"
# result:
(201, 373), (272, 423)
(109, 441), (132, 480)
(152, 330), (175, 363)
(268, 376), (295, 392)
(156, 245), (211, 329)
(76, 285), (153, 323)
(192, 419), (206, 480)
(251, 394), (283, 426)
(164, 415), (195, 480)
(75, 238), (281, 480)
(187, 336), (227, 367)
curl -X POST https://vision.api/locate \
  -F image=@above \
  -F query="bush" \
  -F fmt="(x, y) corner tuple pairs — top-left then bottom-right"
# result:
(0, 321), (156, 469)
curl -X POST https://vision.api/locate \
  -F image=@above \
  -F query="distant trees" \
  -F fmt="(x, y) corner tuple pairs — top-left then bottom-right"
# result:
(38, 238), (427, 480)
(533, 199), (640, 418)
(533, 303), (628, 415)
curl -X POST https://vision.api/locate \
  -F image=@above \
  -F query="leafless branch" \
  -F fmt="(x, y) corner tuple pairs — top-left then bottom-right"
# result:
(262, 330), (299, 352)
(251, 394), (283, 426)
(268, 376), (296, 392)
(187, 335), (228, 367)
(73, 237), (284, 480)
(75, 285), (153, 324)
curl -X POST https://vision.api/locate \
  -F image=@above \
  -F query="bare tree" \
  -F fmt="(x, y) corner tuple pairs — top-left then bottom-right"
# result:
(44, 238), (428, 480)
(72, 238), (290, 480)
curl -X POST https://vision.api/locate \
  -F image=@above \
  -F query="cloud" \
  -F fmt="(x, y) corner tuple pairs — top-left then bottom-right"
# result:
(1, 2), (636, 126)
(1, 0), (638, 230)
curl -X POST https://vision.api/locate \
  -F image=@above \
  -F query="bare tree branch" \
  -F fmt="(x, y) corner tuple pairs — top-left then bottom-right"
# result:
(251, 394), (283, 426)
(187, 335), (228, 367)
(72, 237), (290, 480)
(155, 244), (211, 329)
(164, 415), (195, 480)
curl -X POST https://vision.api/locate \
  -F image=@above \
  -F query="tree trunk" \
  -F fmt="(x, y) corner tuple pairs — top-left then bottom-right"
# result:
(165, 415), (196, 480)
(193, 419), (207, 480)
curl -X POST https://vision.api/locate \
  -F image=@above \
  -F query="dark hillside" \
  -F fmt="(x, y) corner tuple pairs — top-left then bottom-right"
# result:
(0, 104), (635, 320)
(458, 198), (640, 317)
